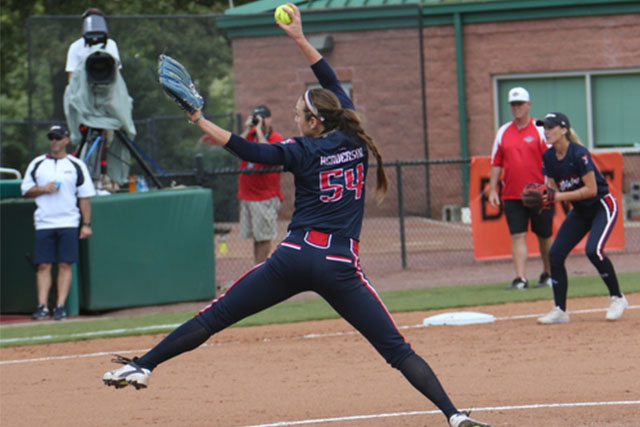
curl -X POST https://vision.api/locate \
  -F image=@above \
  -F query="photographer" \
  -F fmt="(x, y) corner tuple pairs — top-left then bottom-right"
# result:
(238, 105), (284, 264)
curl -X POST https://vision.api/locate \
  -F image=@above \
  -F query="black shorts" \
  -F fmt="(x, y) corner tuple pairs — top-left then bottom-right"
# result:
(503, 199), (554, 238)
(34, 227), (79, 264)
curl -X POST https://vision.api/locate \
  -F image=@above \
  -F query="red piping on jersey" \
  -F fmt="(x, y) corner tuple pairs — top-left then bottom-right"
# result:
(350, 240), (403, 335)
(197, 262), (264, 316)
(280, 242), (302, 250)
(325, 255), (352, 263)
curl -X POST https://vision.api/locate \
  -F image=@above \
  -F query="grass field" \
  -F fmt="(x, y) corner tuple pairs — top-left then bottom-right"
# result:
(1, 271), (638, 347)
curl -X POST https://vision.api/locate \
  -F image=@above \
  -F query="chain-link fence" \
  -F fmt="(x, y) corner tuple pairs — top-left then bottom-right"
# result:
(3, 15), (639, 291)
(3, 116), (639, 289)
(193, 157), (640, 290)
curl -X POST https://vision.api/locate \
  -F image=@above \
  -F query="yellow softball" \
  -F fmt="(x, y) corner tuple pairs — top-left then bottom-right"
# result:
(274, 4), (293, 25)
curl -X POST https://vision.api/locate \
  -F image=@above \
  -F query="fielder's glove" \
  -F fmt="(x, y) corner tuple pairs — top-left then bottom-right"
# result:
(157, 54), (204, 114)
(521, 182), (555, 213)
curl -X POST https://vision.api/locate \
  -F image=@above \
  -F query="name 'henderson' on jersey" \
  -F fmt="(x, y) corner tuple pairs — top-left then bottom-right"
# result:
(320, 147), (364, 166)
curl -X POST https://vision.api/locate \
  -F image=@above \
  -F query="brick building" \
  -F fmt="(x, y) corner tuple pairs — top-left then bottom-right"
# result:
(218, 0), (640, 217)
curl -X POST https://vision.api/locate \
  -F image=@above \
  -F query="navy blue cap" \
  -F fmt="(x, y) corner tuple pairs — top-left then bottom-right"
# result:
(47, 124), (70, 138)
(252, 105), (271, 117)
(536, 112), (570, 129)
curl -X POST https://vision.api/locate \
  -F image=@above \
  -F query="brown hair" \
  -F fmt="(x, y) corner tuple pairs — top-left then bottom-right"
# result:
(304, 88), (389, 201)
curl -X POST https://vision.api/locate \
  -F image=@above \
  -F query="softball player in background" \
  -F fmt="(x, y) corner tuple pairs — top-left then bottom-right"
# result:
(103, 5), (490, 427)
(535, 112), (628, 324)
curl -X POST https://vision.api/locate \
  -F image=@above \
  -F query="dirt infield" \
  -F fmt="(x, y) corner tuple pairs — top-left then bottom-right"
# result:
(1, 295), (638, 427)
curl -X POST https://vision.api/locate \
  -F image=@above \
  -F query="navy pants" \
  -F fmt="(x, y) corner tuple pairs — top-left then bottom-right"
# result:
(137, 229), (457, 419)
(197, 229), (414, 368)
(548, 194), (620, 310)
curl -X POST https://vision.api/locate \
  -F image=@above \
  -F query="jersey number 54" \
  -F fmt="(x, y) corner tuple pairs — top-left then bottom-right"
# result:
(319, 163), (364, 203)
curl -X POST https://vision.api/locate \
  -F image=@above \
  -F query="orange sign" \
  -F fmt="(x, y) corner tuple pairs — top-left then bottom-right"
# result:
(469, 153), (625, 260)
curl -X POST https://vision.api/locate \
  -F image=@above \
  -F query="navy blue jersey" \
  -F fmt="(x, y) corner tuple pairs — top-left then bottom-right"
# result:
(278, 58), (366, 238)
(276, 132), (368, 239)
(310, 58), (354, 110)
(542, 141), (609, 209)
(227, 58), (368, 239)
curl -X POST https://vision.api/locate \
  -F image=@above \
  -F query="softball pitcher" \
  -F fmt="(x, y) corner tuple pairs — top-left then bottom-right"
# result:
(103, 5), (489, 427)
(535, 112), (628, 324)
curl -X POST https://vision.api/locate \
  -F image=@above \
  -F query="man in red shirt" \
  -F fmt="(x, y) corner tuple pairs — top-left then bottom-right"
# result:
(238, 105), (284, 264)
(489, 87), (553, 289)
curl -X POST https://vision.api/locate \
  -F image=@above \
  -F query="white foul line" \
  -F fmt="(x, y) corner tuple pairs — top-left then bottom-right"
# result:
(0, 323), (183, 344)
(2, 308), (638, 426)
(235, 400), (640, 427)
(1, 305), (638, 364)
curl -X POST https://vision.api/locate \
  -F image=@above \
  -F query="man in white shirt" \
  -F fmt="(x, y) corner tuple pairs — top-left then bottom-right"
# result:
(21, 124), (96, 320)
(65, 8), (121, 82)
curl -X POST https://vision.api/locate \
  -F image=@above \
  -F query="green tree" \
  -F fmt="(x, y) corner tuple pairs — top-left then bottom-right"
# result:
(1, 0), (251, 220)
(1, 0), (245, 168)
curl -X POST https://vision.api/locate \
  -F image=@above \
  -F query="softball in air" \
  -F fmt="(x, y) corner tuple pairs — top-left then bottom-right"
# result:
(274, 4), (293, 25)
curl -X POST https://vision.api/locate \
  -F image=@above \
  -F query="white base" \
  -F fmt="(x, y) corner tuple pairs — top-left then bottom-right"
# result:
(422, 311), (495, 326)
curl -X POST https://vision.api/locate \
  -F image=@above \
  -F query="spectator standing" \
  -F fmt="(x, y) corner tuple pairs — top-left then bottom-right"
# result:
(21, 124), (96, 320)
(489, 87), (553, 289)
(238, 105), (284, 264)
(535, 112), (627, 324)
(65, 8), (121, 82)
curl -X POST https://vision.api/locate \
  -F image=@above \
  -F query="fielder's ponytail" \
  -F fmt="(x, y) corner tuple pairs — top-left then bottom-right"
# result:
(567, 128), (582, 145)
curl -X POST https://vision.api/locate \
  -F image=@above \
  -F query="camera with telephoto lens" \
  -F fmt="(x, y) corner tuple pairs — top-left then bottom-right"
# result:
(250, 105), (270, 126)
(252, 113), (266, 125)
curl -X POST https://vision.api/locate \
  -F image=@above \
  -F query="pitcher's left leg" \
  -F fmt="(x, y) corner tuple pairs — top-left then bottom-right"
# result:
(320, 265), (458, 421)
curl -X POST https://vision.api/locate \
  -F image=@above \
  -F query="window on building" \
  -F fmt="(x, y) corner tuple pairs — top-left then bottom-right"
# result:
(494, 70), (640, 151)
(306, 82), (353, 101)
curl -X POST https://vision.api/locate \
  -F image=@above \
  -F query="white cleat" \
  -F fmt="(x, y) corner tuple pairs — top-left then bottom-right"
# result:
(449, 411), (491, 427)
(606, 295), (628, 321)
(102, 355), (151, 390)
(537, 306), (569, 324)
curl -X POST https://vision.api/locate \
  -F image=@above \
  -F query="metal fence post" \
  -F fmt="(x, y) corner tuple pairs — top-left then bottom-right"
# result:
(149, 117), (157, 161)
(195, 153), (204, 185)
(416, 6), (432, 219)
(395, 163), (407, 269)
(235, 113), (243, 134)
(25, 17), (34, 159)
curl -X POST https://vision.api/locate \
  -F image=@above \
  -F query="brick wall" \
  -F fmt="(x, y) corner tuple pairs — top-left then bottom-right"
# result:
(463, 13), (640, 157)
(230, 13), (640, 217)
(232, 28), (425, 160)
